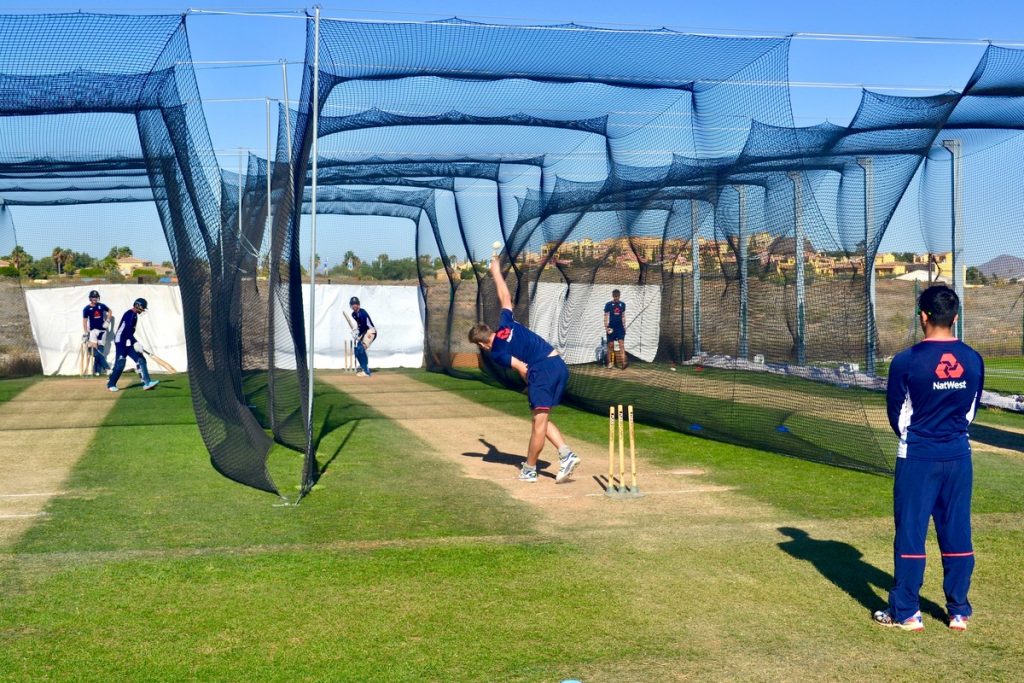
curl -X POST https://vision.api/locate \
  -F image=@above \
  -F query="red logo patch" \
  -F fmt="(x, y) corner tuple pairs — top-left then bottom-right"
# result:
(496, 327), (511, 341)
(935, 353), (964, 379)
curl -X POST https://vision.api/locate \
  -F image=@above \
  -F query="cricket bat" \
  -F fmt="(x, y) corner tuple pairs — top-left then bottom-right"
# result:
(143, 350), (177, 374)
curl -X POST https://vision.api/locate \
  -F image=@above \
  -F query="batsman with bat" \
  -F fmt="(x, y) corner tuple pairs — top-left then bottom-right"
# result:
(469, 250), (580, 484)
(347, 296), (376, 377)
(107, 297), (159, 393)
(82, 289), (112, 376)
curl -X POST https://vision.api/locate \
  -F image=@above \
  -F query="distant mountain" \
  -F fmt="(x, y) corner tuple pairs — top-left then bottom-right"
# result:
(977, 254), (1024, 280)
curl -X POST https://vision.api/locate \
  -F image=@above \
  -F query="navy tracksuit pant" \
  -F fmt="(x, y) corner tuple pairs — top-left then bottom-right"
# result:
(889, 456), (974, 621)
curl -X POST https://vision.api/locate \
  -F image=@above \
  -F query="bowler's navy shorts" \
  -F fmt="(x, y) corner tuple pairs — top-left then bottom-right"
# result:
(527, 354), (569, 412)
(607, 326), (625, 342)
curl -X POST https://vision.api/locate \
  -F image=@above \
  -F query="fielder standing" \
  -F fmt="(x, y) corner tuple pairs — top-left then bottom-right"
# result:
(349, 296), (376, 377)
(874, 285), (983, 632)
(469, 254), (580, 483)
(604, 289), (627, 369)
(107, 297), (159, 392)
(82, 289), (112, 376)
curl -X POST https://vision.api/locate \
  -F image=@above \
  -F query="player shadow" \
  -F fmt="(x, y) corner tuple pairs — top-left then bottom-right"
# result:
(462, 438), (555, 479)
(970, 424), (1024, 452)
(776, 527), (946, 621)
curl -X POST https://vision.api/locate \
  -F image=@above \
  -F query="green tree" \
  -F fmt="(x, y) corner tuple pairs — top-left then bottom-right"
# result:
(6, 245), (32, 271)
(106, 246), (133, 260)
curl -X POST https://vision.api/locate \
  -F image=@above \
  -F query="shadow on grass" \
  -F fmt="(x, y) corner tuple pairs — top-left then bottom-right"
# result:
(971, 424), (1024, 452)
(777, 527), (946, 622)
(462, 438), (555, 480)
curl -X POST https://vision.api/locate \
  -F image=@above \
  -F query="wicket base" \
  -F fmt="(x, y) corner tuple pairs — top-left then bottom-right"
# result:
(605, 404), (642, 498)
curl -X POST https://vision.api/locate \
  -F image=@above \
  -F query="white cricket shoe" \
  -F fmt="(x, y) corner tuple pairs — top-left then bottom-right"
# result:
(108, 386), (119, 393)
(555, 452), (581, 483)
(143, 380), (160, 391)
(873, 609), (924, 632)
(518, 466), (538, 483)
(949, 614), (969, 631)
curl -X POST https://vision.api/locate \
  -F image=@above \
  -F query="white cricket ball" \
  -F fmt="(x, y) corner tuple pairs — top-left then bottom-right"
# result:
(492, 241), (502, 250)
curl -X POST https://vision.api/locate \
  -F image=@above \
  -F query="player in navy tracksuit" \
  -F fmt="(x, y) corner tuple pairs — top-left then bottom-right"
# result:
(81, 289), (112, 375)
(348, 296), (376, 376)
(874, 286), (983, 632)
(604, 289), (627, 369)
(106, 298), (159, 393)
(469, 254), (581, 483)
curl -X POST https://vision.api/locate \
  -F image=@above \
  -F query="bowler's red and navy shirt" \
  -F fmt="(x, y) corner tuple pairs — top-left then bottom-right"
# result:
(886, 339), (984, 461)
(490, 308), (553, 368)
(82, 303), (110, 330)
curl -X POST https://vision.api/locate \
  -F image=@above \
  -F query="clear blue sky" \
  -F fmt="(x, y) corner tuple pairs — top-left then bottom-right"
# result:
(3, 0), (1024, 265)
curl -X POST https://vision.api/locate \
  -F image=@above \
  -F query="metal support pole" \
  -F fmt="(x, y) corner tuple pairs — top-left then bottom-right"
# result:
(691, 199), (701, 357)
(788, 172), (806, 365)
(266, 97), (272, 243)
(306, 7), (320, 439)
(281, 61), (294, 167)
(238, 149), (244, 241)
(857, 157), (877, 375)
(737, 187), (748, 360)
(943, 139), (965, 339)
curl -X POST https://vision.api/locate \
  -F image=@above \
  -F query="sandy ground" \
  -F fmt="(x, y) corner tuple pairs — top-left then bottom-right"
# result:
(320, 373), (775, 534)
(0, 379), (118, 547)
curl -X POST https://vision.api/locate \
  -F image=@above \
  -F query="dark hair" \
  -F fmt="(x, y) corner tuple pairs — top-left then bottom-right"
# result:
(918, 285), (959, 328)
(468, 322), (493, 344)
(611, 289), (620, 297)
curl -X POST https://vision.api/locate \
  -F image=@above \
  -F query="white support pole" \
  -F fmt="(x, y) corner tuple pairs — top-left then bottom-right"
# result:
(737, 186), (749, 360)
(788, 171), (806, 365)
(266, 97), (272, 240)
(691, 200), (702, 356)
(238, 148), (244, 241)
(857, 157), (876, 375)
(943, 139), (965, 339)
(281, 61), (294, 169)
(307, 7), (320, 439)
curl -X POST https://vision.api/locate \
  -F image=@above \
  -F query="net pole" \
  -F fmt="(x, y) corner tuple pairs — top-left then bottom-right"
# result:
(788, 172), (806, 365)
(857, 157), (877, 375)
(266, 97), (272, 238)
(281, 62), (294, 166)
(691, 200), (701, 357)
(306, 6), (320, 445)
(238, 149), (244, 241)
(942, 139), (965, 339)
(737, 186), (748, 360)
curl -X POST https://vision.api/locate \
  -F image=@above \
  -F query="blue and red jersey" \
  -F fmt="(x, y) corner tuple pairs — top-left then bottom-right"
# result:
(490, 308), (553, 368)
(352, 308), (374, 336)
(604, 299), (626, 331)
(885, 339), (984, 461)
(113, 309), (140, 350)
(82, 303), (110, 330)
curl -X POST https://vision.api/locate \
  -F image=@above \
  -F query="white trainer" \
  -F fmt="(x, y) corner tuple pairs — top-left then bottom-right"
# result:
(518, 466), (538, 483)
(555, 452), (581, 483)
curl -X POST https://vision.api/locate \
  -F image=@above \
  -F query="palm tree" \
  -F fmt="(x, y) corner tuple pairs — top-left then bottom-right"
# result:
(52, 247), (72, 275)
(7, 245), (31, 271)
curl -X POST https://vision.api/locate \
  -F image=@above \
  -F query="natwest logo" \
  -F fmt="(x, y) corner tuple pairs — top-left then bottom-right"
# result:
(935, 353), (964, 380)
(496, 327), (512, 341)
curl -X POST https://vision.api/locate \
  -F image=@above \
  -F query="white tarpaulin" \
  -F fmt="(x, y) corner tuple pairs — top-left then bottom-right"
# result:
(301, 284), (424, 369)
(25, 284), (187, 376)
(28, 283), (424, 375)
(528, 282), (661, 364)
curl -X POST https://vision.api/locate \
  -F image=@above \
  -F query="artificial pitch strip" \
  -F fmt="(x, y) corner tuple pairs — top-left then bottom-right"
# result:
(318, 372), (751, 531)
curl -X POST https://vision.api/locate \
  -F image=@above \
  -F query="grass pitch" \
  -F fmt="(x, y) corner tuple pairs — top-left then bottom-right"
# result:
(1, 371), (1023, 681)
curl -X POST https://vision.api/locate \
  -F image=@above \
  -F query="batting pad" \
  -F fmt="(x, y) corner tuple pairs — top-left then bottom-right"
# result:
(529, 282), (661, 364)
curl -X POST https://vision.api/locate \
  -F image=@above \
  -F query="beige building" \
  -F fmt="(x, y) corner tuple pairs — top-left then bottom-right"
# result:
(116, 256), (155, 276)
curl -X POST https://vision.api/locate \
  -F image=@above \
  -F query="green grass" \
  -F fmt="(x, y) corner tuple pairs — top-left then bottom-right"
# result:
(1, 371), (1023, 681)
(0, 375), (37, 403)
